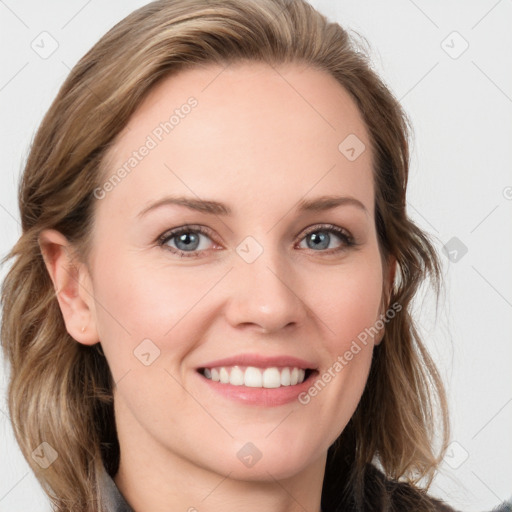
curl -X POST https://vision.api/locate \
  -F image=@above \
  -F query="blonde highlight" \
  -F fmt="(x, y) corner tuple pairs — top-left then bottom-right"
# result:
(2, 1), (449, 510)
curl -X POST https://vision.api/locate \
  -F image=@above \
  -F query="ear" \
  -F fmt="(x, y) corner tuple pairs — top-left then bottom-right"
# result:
(375, 255), (397, 346)
(38, 229), (98, 345)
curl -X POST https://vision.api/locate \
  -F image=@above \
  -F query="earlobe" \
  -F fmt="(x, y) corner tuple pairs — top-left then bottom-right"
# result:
(38, 229), (98, 345)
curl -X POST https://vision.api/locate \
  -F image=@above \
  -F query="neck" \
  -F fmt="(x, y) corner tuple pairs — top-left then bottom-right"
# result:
(113, 401), (326, 512)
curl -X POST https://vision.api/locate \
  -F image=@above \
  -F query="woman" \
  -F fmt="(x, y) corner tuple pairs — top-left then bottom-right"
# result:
(1, 0), (459, 510)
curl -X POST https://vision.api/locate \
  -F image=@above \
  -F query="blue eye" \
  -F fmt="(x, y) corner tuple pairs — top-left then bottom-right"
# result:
(173, 231), (201, 251)
(158, 224), (355, 258)
(298, 225), (354, 252)
(158, 226), (215, 257)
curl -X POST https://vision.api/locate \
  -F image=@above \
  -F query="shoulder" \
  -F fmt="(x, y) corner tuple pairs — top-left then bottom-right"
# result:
(357, 463), (458, 512)
(378, 473), (456, 511)
(98, 466), (134, 512)
(491, 500), (512, 512)
(380, 471), (512, 512)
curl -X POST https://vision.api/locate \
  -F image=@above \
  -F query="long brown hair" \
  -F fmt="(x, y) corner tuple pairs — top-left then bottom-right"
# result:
(1, 0), (449, 510)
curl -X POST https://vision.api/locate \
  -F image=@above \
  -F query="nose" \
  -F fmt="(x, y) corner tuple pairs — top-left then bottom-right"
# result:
(223, 242), (305, 334)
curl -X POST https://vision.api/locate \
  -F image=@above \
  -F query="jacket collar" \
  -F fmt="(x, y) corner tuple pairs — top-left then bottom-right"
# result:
(99, 467), (134, 512)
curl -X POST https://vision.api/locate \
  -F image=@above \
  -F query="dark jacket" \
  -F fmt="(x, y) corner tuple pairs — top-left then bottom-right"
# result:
(99, 467), (133, 512)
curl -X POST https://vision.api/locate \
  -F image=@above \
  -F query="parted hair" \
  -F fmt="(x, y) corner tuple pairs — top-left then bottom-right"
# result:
(1, 0), (450, 510)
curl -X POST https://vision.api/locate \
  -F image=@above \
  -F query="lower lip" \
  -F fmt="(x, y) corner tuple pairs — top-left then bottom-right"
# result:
(196, 371), (317, 407)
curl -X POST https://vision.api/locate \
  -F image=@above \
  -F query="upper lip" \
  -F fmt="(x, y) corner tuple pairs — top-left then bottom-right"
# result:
(197, 354), (317, 370)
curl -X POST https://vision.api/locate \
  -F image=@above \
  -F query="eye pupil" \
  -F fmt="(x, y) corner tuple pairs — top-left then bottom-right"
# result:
(163, 226), (348, 257)
(308, 232), (330, 250)
(176, 232), (199, 251)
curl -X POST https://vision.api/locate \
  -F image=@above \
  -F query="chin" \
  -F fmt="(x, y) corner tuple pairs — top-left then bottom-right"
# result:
(196, 437), (323, 482)
(218, 458), (312, 482)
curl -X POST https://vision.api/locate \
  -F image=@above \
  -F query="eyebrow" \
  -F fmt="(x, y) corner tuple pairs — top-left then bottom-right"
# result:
(137, 194), (368, 218)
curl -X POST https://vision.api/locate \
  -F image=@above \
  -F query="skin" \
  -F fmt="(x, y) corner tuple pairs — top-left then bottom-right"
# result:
(40, 62), (395, 512)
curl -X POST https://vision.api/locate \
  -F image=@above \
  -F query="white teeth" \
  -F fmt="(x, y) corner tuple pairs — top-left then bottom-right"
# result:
(201, 365), (309, 388)
(229, 366), (244, 386)
(280, 367), (291, 386)
(219, 367), (230, 384)
(262, 368), (281, 388)
(244, 367), (263, 387)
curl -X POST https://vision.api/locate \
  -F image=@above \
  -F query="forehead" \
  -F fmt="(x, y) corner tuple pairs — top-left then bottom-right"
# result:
(97, 62), (374, 219)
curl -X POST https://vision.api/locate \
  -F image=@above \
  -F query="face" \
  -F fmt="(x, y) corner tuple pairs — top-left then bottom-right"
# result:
(84, 62), (389, 480)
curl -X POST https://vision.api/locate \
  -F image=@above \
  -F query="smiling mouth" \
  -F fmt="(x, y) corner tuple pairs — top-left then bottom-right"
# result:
(198, 366), (317, 388)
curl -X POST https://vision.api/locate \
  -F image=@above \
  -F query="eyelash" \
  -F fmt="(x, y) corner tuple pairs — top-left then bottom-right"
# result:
(157, 223), (356, 258)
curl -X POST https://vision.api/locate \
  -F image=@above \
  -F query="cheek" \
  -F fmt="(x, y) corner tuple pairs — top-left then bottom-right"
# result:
(89, 248), (227, 376)
(291, 252), (384, 446)
(303, 251), (383, 409)
(91, 241), (384, 364)
(313, 254), (384, 352)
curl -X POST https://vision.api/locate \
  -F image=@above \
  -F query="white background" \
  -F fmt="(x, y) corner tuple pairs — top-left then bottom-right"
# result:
(1, 1), (511, 511)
